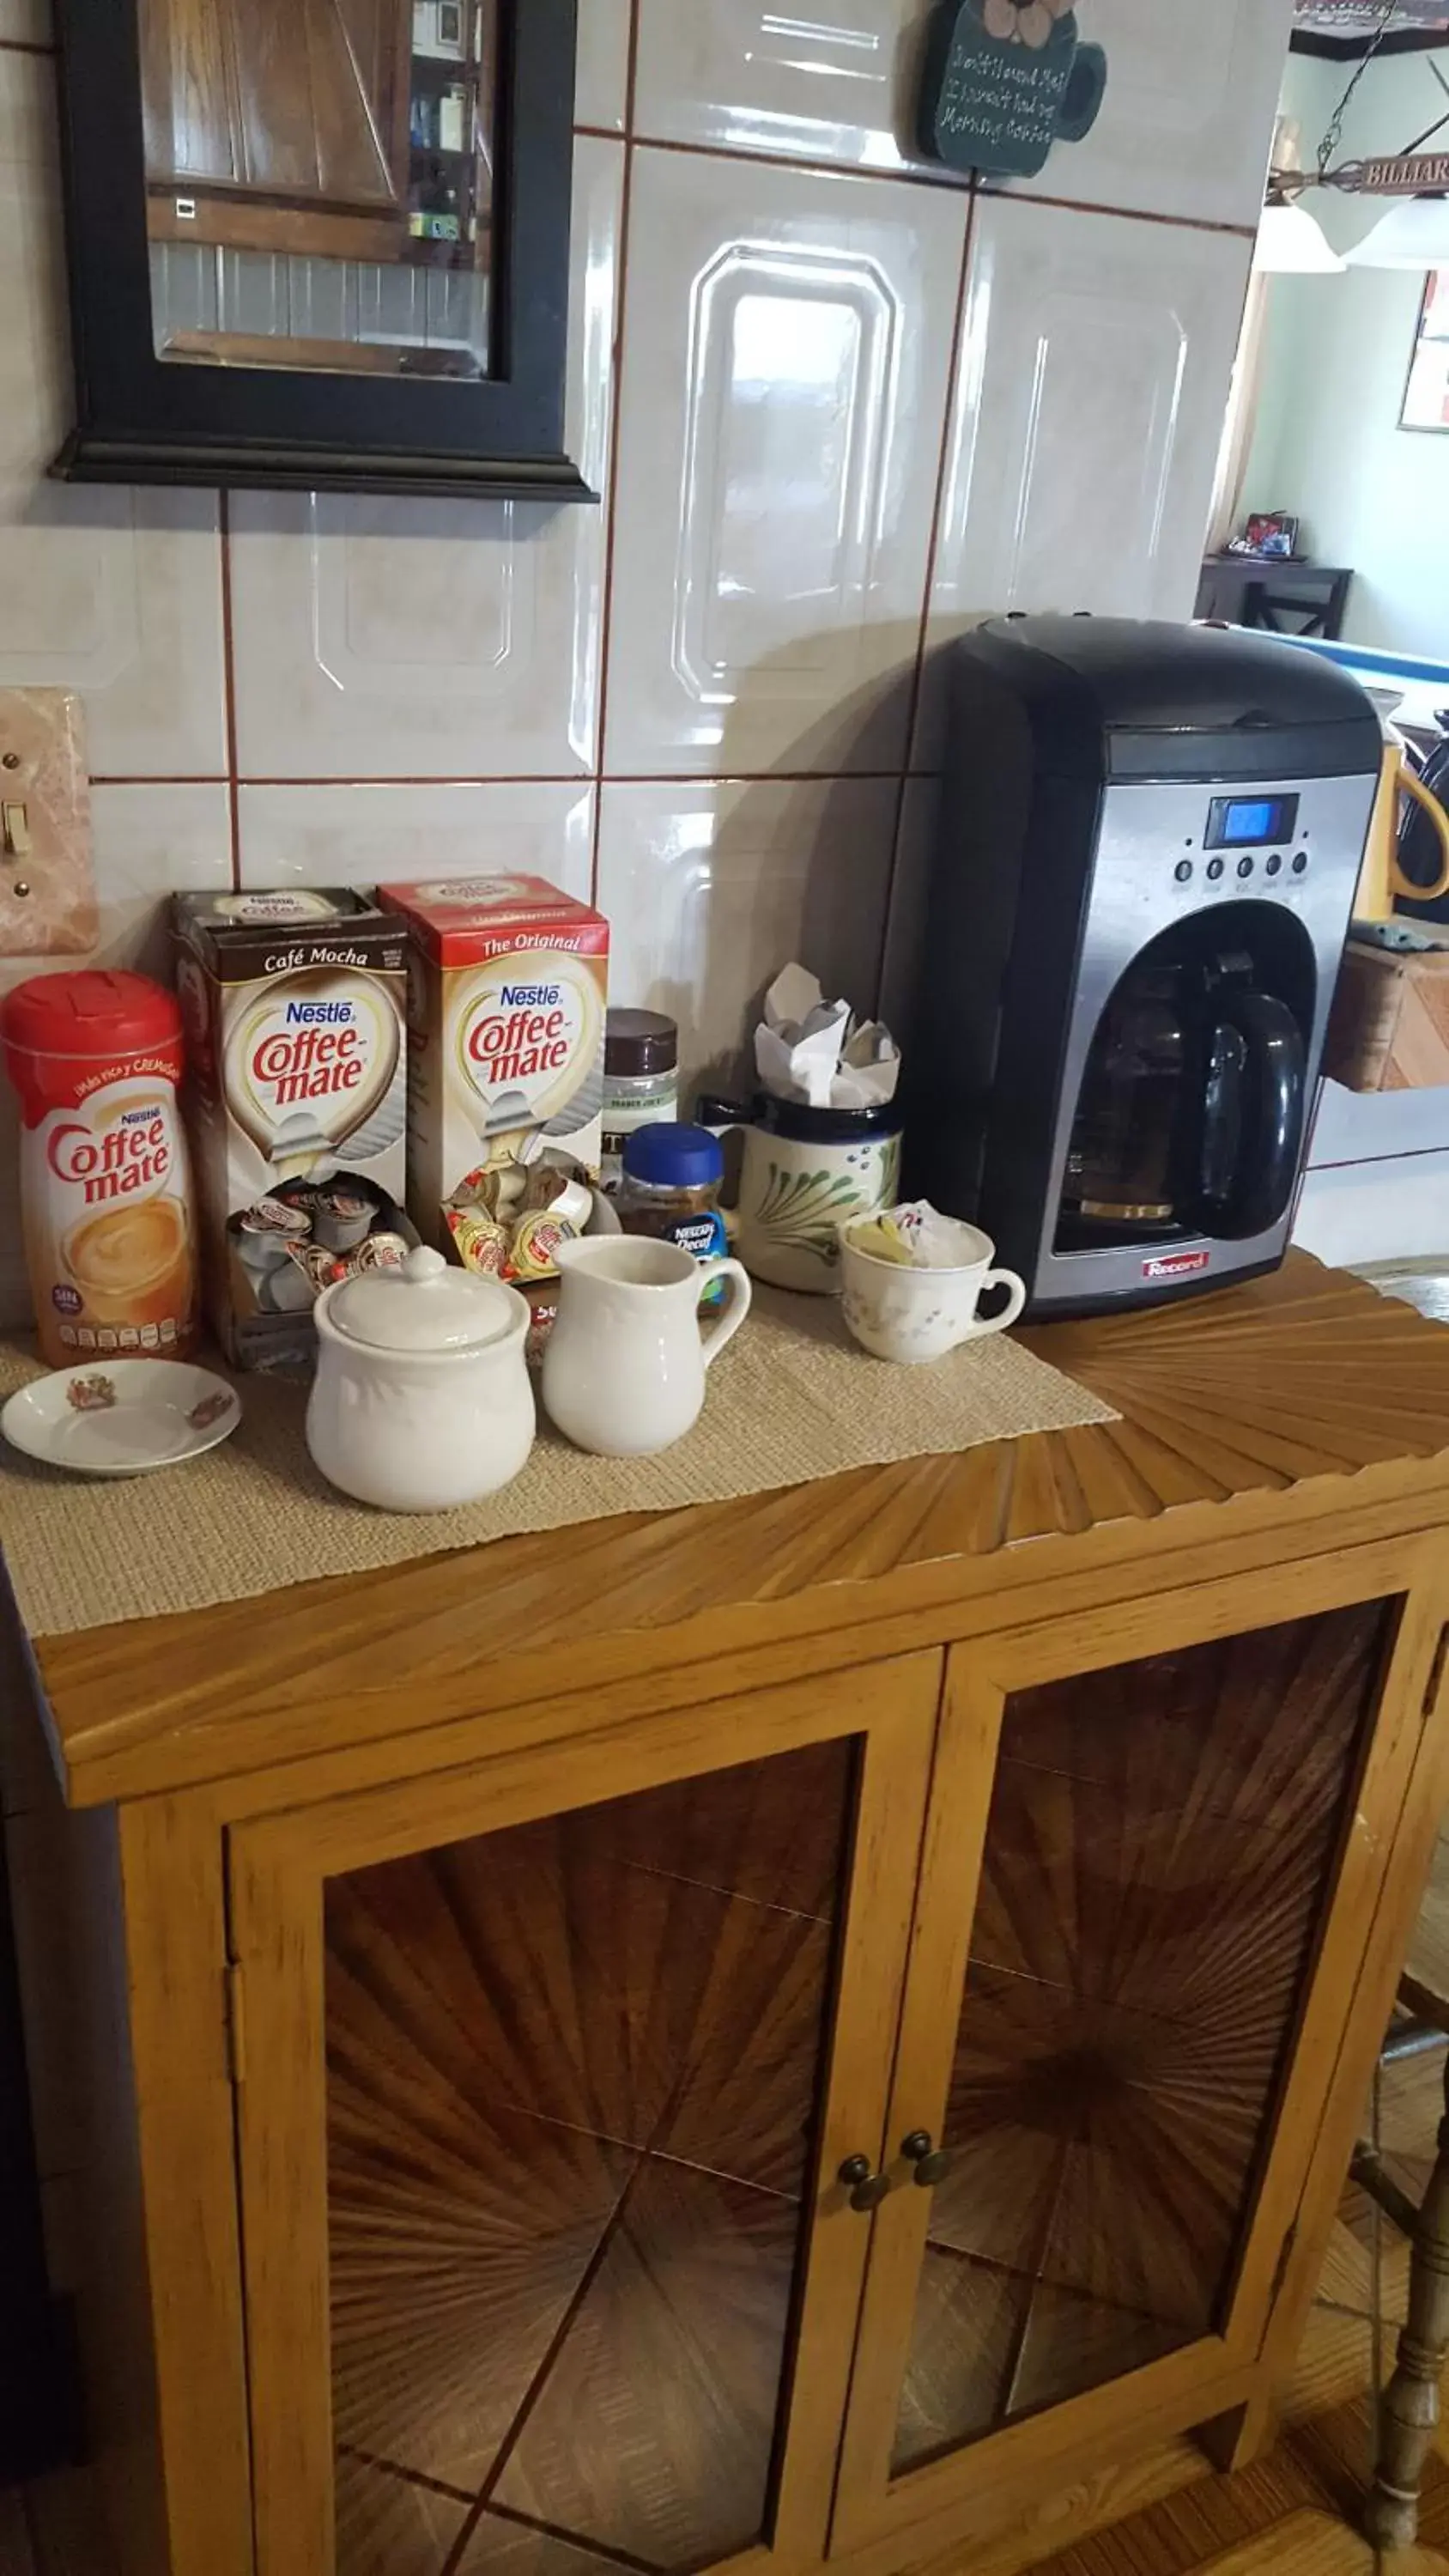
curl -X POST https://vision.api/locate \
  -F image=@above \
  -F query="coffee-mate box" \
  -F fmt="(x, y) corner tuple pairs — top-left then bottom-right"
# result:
(173, 890), (410, 1366)
(379, 877), (609, 1244)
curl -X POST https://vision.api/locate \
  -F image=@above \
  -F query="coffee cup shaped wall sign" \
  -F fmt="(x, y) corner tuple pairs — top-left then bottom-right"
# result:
(919, 0), (1107, 178)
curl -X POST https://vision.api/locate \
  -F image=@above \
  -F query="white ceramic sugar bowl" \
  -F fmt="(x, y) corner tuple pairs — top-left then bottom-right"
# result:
(307, 1245), (535, 1512)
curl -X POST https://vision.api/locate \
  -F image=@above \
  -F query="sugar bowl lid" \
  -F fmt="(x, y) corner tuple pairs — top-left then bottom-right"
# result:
(327, 1245), (521, 1353)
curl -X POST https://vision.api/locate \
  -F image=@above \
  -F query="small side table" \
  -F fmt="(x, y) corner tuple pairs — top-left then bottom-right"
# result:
(1196, 555), (1354, 639)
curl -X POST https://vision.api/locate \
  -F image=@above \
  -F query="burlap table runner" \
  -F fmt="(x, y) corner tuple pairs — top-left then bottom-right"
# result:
(0, 1291), (1116, 1637)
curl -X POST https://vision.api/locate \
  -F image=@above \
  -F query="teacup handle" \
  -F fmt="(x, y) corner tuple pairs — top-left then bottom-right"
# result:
(698, 1258), (752, 1367)
(960, 1267), (1028, 1342)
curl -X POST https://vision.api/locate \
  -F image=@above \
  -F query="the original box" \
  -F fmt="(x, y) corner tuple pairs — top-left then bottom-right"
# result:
(379, 875), (609, 1246)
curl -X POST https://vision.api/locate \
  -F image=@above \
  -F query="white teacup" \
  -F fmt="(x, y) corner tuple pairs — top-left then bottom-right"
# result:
(840, 1217), (1027, 1364)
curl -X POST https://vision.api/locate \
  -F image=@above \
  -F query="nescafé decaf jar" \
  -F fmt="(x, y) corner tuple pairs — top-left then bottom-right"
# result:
(616, 1122), (727, 1270)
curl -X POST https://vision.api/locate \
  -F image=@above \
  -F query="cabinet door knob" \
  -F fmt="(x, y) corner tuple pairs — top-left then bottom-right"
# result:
(901, 2130), (953, 2187)
(838, 2154), (891, 2213)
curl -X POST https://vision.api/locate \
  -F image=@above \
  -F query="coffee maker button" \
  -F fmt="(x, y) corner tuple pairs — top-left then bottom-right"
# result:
(1237, 856), (1254, 878)
(1207, 857), (1225, 881)
(1265, 854), (1283, 877)
(1292, 851), (1308, 875)
(1174, 860), (1192, 883)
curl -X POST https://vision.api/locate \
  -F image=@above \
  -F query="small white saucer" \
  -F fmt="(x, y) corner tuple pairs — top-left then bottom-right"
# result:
(2, 1361), (241, 1479)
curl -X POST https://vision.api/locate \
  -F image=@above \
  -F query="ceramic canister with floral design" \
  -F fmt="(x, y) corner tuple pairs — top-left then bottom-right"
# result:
(698, 1093), (904, 1297)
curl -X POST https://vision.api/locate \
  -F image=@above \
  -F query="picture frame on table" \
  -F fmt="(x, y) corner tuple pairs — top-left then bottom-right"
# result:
(1232, 512), (1300, 561)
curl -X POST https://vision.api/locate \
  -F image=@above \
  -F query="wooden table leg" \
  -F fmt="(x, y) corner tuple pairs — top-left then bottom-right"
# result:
(1367, 2051), (1449, 2550)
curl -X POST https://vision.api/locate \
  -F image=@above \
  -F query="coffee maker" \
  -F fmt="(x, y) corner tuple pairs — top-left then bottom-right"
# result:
(897, 617), (1382, 1317)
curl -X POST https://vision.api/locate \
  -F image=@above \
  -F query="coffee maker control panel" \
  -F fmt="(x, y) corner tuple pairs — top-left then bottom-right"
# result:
(1033, 767), (1378, 1312)
(1174, 792), (1314, 891)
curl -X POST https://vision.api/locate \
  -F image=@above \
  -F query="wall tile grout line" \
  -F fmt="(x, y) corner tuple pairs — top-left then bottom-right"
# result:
(124, 772), (916, 793)
(622, 131), (1260, 246)
(588, 0), (643, 908)
(872, 178), (979, 1018)
(975, 181), (1258, 241)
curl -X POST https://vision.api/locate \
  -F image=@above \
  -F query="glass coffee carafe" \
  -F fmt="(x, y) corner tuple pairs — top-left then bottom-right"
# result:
(1058, 922), (1309, 1254)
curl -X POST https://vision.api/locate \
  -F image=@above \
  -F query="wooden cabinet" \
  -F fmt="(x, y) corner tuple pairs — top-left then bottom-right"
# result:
(203, 1573), (1445, 2576)
(13, 1261), (1449, 2576)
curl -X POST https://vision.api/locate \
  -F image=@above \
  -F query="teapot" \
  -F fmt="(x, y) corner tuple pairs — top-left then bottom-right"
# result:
(307, 1244), (535, 1512)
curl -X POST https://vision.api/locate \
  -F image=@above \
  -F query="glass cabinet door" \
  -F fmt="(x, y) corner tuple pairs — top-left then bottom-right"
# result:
(834, 1593), (1407, 2554)
(326, 1741), (852, 2576)
(229, 1656), (942, 2576)
(894, 1603), (1391, 2470)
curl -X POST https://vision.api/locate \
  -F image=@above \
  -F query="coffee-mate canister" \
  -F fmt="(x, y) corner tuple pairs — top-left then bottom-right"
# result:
(1, 971), (197, 1368)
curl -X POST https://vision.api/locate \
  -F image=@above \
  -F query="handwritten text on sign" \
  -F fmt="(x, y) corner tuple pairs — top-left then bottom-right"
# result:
(939, 46), (1064, 155)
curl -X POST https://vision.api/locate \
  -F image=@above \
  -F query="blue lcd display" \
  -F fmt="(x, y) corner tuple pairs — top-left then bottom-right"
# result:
(1224, 800), (1273, 842)
(1206, 793), (1299, 851)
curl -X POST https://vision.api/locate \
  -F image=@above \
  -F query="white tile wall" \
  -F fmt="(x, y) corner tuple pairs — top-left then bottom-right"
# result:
(238, 782), (596, 896)
(606, 148), (967, 778)
(0, 52), (228, 779)
(913, 198), (1250, 763)
(992, 0), (1294, 228)
(227, 136), (623, 782)
(576, 0), (632, 131)
(634, 0), (938, 177)
(633, 0), (1291, 228)
(597, 777), (900, 1093)
(0, 2), (1337, 1314)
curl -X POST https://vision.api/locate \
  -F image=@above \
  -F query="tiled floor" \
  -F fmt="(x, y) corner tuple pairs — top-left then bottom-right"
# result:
(2, 2045), (1446, 2576)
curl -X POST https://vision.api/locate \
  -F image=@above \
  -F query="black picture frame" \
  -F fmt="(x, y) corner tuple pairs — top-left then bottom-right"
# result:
(50, 0), (593, 504)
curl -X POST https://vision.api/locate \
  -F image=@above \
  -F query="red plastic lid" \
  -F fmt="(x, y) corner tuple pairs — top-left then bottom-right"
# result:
(0, 970), (184, 1059)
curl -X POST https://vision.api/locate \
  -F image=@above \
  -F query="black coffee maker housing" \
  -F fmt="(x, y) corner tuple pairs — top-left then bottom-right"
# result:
(897, 618), (1383, 1317)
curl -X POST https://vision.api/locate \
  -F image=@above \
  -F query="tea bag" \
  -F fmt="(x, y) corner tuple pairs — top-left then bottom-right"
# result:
(852, 1200), (981, 1270)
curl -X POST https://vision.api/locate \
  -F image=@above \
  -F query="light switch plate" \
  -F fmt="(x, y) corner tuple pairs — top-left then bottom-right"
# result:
(0, 690), (98, 957)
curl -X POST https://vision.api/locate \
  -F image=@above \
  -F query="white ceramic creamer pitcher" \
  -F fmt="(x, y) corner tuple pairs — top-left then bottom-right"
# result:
(542, 1236), (751, 1457)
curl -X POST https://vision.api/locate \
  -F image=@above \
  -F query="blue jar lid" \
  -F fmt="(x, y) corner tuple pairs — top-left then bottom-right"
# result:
(622, 1121), (724, 1190)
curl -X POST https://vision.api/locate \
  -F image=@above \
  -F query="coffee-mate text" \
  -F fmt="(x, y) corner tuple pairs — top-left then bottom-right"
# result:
(48, 1108), (172, 1206)
(252, 1016), (365, 1109)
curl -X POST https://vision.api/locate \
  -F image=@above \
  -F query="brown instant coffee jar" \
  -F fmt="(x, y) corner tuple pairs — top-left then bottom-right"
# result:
(616, 1122), (728, 1266)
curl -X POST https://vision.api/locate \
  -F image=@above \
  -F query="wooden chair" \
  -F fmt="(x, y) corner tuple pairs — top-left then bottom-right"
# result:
(1355, 1823), (1449, 2548)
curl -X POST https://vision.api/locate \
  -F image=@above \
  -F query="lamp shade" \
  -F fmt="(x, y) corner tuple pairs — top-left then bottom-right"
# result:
(1253, 199), (1347, 275)
(1345, 196), (1449, 270)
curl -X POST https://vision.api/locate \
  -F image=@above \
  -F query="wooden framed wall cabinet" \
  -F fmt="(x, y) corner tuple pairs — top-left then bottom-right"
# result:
(50, 0), (591, 499)
(10, 1258), (1449, 2576)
